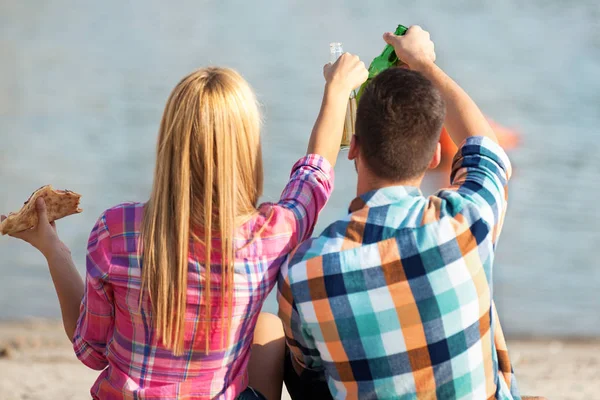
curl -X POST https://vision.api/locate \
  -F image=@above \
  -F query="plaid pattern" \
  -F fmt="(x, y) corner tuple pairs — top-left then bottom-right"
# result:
(278, 137), (520, 400)
(72, 155), (334, 400)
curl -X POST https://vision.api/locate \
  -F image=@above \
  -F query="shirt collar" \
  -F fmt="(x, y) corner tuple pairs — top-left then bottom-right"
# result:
(348, 186), (422, 213)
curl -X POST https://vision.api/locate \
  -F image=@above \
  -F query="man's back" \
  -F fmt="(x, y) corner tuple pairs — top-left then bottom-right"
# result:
(279, 137), (520, 399)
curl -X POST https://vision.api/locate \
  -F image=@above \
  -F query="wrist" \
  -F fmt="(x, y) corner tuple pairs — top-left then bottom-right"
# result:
(324, 80), (351, 99)
(411, 59), (437, 76)
(43, 239), (70, 261)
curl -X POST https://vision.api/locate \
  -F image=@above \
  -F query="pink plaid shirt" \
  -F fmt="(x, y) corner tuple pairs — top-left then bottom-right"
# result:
(72, 155), (334, 399)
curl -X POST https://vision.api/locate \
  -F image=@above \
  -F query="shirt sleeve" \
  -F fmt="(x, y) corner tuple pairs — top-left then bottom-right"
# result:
(492, 301), (521, 400)
(72, 213), (114, 370)
(277, 258), (324, 377)
(272, 154), (334, 247)
(441, 136), (512, 243)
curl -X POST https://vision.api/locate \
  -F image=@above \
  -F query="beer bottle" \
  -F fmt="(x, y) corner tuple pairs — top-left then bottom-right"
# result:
(329, 42), (357, 150)
(356, 24), (408, 102)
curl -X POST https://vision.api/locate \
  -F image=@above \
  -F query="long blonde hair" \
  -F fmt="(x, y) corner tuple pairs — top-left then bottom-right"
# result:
(140, 67), (263, 355)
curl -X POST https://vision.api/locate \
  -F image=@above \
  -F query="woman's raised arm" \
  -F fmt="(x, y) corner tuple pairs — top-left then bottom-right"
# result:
(1, 198), (84, 340)
(306, 53), (368, 167)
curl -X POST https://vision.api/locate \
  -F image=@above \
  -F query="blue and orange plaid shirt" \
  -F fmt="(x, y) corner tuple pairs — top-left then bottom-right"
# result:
(278, 137), (521, 399)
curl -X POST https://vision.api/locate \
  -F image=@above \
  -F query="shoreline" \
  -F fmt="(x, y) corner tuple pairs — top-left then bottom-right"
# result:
(0, 319), (598, 400)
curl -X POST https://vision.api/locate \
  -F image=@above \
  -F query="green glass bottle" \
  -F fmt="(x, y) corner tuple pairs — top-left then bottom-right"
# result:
(356, 24), (408, 102)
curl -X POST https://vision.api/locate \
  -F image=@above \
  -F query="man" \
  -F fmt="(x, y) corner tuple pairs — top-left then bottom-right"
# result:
(278, 26), (521, 399)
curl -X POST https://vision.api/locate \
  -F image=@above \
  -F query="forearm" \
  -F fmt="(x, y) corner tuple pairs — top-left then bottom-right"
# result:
(44, 243), (84, 340)
(307, 83), (350, 167)
(417, 62), (498, 144)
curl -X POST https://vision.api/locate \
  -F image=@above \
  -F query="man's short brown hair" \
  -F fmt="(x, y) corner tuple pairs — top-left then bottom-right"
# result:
(355, 67), (446, 181)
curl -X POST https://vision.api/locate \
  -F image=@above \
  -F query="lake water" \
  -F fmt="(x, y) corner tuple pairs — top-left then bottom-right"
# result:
(1, 0), (599, 337)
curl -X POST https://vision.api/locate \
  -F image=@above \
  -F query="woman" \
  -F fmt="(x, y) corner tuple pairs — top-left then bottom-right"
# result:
(1, 55), (367, 399)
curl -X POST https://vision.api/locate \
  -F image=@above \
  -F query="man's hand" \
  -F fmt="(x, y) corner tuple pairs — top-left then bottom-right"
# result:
(1, 197), (64, 259)
(383, 25), (436, 72)
(382, 24), (496, 144)
(323, 53), (368, 95)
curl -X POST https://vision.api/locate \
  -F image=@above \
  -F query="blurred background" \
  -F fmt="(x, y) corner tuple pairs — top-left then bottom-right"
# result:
(1, 0), (599, 340)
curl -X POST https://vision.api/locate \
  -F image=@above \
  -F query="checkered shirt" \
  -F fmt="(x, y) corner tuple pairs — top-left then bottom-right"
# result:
(71, 155), (334, 400)
(278, 137), (520, 399)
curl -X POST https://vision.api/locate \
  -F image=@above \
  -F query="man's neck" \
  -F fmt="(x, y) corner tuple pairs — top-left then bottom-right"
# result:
(356, 173), (423, 198)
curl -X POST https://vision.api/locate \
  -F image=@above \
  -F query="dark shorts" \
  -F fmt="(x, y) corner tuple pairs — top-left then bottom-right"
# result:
(236, 386), (267, 400)
(283, 347), (332, 400)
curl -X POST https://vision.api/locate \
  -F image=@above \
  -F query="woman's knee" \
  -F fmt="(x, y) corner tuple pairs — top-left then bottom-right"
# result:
(253, 312), (284, 345)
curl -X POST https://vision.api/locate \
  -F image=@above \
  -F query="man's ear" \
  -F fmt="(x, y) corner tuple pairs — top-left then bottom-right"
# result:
(348, 135), (359, 160)
(428, 142), (442, 170)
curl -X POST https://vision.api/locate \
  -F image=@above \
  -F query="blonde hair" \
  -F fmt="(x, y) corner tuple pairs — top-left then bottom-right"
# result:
(140, 67), (263, 355)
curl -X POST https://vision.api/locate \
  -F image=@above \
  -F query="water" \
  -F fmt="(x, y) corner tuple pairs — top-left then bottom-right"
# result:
(0, 0), (599, 337)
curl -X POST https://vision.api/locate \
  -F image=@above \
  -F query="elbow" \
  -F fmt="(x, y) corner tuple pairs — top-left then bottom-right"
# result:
(65, 325), (77, 343)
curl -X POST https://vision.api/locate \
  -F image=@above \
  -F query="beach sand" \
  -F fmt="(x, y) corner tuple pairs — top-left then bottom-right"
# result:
(0, 319), (597, 400)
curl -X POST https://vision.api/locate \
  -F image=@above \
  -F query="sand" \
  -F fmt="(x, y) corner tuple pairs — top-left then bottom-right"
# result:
(0, 319), (597, 400)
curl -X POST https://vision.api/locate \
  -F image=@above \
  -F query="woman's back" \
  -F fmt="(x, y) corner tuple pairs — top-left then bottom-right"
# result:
(3, 60), (367, 400)
(73, 152), (333, 399)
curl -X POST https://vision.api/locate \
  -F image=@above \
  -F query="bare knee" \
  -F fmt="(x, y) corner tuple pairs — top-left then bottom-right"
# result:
(253, 312), (284, 345)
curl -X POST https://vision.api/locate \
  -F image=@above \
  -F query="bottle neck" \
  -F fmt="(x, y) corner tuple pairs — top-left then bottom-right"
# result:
(395, 24), (408, 35)
(329, 42), (343, 63)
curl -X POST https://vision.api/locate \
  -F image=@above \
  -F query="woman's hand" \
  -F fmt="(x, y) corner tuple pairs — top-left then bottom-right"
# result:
(2, 196), (83, 340)
(323, 52), (368, 96)
(305, 53), (367, 167)
(1, 197), (64, 259)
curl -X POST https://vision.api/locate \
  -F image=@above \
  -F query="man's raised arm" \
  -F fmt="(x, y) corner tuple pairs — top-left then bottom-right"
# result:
(383, 26), (498, 145)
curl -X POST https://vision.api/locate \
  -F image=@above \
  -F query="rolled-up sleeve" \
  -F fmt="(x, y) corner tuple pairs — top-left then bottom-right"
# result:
(275, 154), (334, 246)
(72, 213), (114, 370)
(446, 136), (512, 243)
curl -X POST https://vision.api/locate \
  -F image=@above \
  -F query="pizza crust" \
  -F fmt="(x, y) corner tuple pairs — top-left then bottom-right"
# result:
(0, 185), (82, 235)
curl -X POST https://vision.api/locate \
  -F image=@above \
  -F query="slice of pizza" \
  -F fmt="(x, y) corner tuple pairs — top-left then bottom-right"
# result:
(0, 185), (82, 235)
